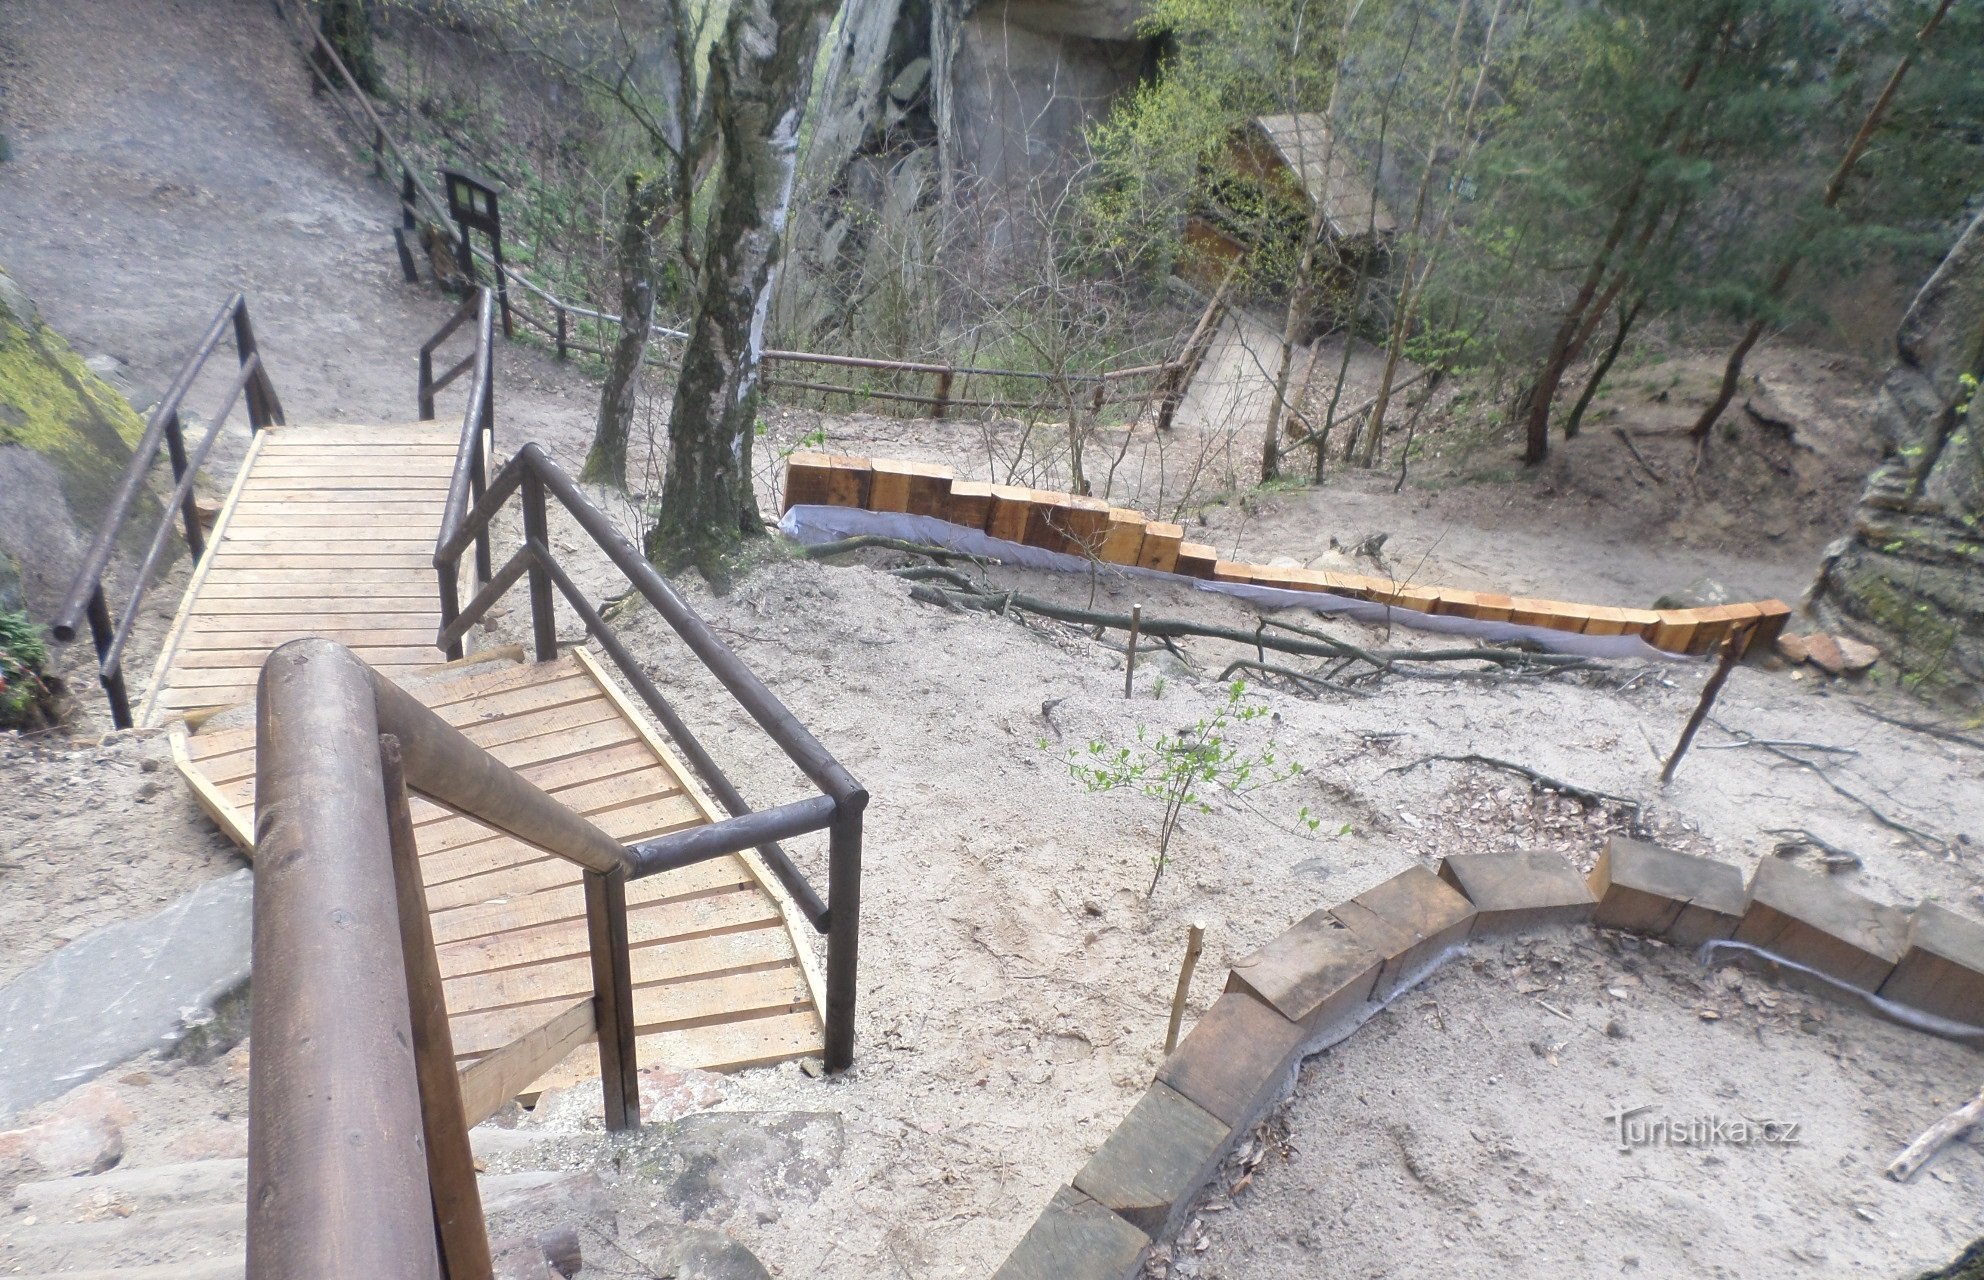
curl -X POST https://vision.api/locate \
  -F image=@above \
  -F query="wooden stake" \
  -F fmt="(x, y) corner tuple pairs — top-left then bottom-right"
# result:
(1886, 1085), (1984, 1182)
(1164, 923), (1207, 1054)
(1125, 603), (1143, 698)
(1661, 622), (1755, 785)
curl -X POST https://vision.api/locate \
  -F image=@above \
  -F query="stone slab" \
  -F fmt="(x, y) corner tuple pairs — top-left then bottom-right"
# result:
(1154, 991), (1308, 1129)
(1587, 836), (1747, 949)
(1328, 866), (1475, 999)
(1437, 849), (1596, 932)
(1072, 1082), (1231, 1236)
(0, 869), (253, 1123)
(993, 1185), (1150, 1280)
(1731, 858), (1907, 993)
(1225, 910), (1382, 1031)
(1879, 903), (1984, 1027)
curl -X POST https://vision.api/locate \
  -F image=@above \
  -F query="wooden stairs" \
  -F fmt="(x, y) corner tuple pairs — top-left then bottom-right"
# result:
(148, 421), (826, 1094)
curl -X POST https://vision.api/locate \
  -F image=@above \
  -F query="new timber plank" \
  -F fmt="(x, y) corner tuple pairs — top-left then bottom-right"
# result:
(428, 857), (758, 948)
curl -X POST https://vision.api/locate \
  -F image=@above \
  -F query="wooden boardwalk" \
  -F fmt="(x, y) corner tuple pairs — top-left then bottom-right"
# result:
(141, 422), (461, 723)
(153, 423), (825, 1096)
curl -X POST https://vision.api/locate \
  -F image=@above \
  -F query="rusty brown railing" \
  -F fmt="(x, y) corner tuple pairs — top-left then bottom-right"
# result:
(49, 293), (285, 727)
(420, 290), (867, 1071)
(250, 638), (632, 1279)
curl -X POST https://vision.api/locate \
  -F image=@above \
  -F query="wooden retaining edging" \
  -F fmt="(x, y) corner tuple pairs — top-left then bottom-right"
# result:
(781, 454), (1791, 658)
(993, 839), (1984, 1278)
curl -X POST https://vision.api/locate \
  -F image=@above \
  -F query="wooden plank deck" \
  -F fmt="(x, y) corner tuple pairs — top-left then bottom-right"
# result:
(153, 419), (826, 1093)
(138, 422), (461, 725)
(175, 650), (826, 1082)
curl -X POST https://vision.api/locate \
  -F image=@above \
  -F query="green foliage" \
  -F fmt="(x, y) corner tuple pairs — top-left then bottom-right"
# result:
(1051, 680), (1317, 895)
(0, 609), (51, 728)
(1083, 0), (1347, 277)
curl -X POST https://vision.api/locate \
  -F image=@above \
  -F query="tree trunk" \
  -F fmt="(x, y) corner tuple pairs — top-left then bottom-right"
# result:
(1690, 0), (1955, 444)
(645, 0), (837, 580)
(1564, 293), (1644, 438)
(583, 176), (667, 489)
(1519, 36), (1715, 464)
(317, 0), (380, 95)
(1811, 204), (1984, 703)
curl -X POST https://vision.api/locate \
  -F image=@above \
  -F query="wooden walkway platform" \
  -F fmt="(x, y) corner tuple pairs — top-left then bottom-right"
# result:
(140, 422), (461, 724)
(151, 422), (825, 1096)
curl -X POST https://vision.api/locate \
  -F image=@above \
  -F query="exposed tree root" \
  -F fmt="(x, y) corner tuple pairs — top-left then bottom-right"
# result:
(1385, 752), (1644, 816)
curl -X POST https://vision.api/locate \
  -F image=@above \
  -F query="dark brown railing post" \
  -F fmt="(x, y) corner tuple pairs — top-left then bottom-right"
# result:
(233, 300), (280, 431)
(437, 559), (464, 662)
(419, 346), (437, 421)
(520, 471), (557, 662)
(931, 369), (953, 420)
(379, 735), (493, 1280)
(824, 790), (868, 1072)
(583, 868), (641, 1131)
(555, 305), (568, 361)
(161, 410), (206, 561)
(85, 586), (131, 730)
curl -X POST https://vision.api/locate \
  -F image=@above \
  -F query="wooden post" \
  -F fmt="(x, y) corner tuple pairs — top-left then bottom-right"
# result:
(1124, 603), (1143, 698)
(520, 474), (558, 663)
(1164, 923), (1206, 1054)
(582, 868), (640, 1131)
(555, 305), (568, 361)
(932, 369), (953, 420)
(379, 735), (494, 1280)
(1661, 622), (1755, 785)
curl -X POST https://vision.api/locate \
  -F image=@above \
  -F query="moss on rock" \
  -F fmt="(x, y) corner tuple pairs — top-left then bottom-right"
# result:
(0, 265), (163, 619)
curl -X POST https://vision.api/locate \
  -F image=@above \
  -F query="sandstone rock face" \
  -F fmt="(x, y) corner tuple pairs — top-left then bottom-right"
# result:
(787, 0), (1154, 342)
(1813, 207), (1984, 704)
(0, 266), (161, 619)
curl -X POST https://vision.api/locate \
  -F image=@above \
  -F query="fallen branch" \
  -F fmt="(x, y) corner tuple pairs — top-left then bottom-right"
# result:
(1857, 705), (1984, 752)
(1384, 753), (1643, 814)
(800, 534), (990, 566)
(1217, 658), (1372, 698)
(1613, 428), (1666, 485)
(902, 583), (1589, 678)
(1766, 827), (1863, 872)
(1712, 720), (1949, 856)
(1886, 1085), (1984, 1182)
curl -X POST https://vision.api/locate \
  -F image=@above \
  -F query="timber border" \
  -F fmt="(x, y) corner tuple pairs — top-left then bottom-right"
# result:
(782, 452), (1793, 658)
(994, 838), (1984, 1277)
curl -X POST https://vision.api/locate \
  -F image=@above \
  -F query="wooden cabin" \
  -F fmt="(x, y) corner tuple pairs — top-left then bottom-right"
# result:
(1183, 114), (1396, 335)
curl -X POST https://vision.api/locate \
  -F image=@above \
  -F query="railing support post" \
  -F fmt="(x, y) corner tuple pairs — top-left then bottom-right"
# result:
(824, 792), (868, 1073)
(583, 868), (641, 1131)
(419, 347), (437, 421)
(162, 411), (207, 561)
(931, 369), (952, 420)
(380, 735), (494, 1280)
(86, 585), (131, 730)
(436, 560), (464, 662)
(521, 473), (557, 662)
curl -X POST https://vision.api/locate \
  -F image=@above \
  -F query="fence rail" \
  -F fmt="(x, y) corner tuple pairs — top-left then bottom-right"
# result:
(49, 293), (285, 727)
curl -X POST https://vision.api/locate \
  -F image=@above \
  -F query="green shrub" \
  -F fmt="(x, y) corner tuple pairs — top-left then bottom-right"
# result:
(0, 609), (54, 728)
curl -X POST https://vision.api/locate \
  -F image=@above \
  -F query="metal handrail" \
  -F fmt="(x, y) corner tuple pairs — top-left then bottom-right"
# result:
(419, 292), (867, 1070)
(49, 293), (285, 727)
(250, 638), (635, 1278)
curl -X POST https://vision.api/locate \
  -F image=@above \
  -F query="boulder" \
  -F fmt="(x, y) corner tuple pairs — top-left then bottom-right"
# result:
(0, 265), (164, 621)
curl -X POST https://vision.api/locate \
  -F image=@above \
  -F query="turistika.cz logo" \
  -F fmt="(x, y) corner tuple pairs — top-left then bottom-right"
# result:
(1607, 1103), (1804, 1152)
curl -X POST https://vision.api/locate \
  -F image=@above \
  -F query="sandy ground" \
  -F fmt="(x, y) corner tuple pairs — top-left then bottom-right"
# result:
(1192, 933), (1984, 1280)
(2, 1), (1981, 1277)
